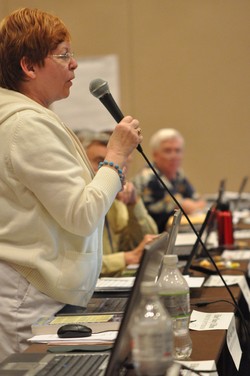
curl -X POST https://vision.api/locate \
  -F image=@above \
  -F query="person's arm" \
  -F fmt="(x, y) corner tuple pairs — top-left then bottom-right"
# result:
(116, 182), (158, 250)
(175, 175), (207, 214)
(180, 197), (207, 214)
(101, 234), (158, 277)
(101, 201), (157, 276)
(133, 169), (176, 232)
(118, 181), (158, 236)
(123, 234), (158, 264)
(127, 197), (158, 235)
(101, 253), (126, 277)
(11, 112), (142, 236)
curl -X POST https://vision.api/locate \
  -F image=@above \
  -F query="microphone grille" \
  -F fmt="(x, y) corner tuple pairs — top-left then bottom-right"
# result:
(89, 78), (110, 98)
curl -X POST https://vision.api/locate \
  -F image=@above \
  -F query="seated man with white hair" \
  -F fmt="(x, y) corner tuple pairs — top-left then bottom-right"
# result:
(133, 128), (206, 232)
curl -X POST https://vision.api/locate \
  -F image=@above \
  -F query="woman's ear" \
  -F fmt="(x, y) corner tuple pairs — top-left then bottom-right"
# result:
(20, 56), (36, 79)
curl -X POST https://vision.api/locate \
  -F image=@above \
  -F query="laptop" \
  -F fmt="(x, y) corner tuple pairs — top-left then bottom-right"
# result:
(154, 209), (182, 281)
(204, 178), (226, 206)
(216, 178), (226, 207)
(0, 233), (171, 376)
(182, 205), (217, 275)
(173, 179), (226, 260)
(55, 212), (183, 317)
(55, 234), (168, 316)
(234, 175), (249, 211)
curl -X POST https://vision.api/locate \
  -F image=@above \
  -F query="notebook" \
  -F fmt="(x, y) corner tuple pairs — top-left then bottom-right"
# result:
(0, 232), (171, 376)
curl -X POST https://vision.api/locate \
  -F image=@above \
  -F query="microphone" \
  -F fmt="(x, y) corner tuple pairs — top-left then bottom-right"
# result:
(89, 78), (143, 153)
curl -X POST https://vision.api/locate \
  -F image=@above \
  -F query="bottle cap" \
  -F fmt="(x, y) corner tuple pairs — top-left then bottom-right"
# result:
(140, 281), (159, 295)
(217, 201), (230, 211)
(163, 254), (178, 265)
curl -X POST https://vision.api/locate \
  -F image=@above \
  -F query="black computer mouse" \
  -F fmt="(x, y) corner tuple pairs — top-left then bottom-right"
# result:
(57, 324), (92, 338)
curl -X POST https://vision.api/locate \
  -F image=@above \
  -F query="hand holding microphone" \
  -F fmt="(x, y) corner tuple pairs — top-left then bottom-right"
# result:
(106, 116), (142, 168)
(89, 78), (143, 154)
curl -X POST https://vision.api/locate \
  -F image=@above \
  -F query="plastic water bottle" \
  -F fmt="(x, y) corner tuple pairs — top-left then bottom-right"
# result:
(130, 281), (173, 376)
(157, 254), (192, 360)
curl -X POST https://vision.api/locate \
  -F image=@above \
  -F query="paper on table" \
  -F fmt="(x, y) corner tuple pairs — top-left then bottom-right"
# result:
(204, 191), (250, 201)
(95, 276), (204, 289)
(222, 250), (250, 260)
(233, 210), (250, 224)
(175, 231), (217, 247)
(175, 233), (198, 246)
(50, 315), (113, 325)
(189, 310), (234, 331)
(204, 275), (243, 287)
(177, 360), (218, 376)
(126, 264), (139, 270)
(234, 229), (250, 239)
(95, 277), (135, 290)
(50, 315), (114, 325)
(184, 275), (205, 288)
(226, 316), (242, 370)
(28, 331), (118, 344)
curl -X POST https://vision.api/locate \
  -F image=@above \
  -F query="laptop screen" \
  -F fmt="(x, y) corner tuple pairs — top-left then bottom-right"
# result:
(154, 209), (182, 282)
(104, 232), (169, 375)
(234, 175), (249, 211)
(182, 205), (217, 275)
(165, 209), (183, 255)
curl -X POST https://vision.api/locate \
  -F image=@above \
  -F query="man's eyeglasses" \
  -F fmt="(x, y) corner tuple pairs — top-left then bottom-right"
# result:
(50, 52), (74, 62)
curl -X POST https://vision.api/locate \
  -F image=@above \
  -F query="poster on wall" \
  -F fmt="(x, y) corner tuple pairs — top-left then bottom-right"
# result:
(52, 54), (120, 133)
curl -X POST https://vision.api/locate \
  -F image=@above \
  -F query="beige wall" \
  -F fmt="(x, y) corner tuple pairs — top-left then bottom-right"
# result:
(1, 0), (250, 194)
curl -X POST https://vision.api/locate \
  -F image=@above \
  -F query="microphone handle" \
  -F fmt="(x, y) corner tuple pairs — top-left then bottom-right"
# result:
(99, 93), (124, 123)
(99, 93), (143, 153)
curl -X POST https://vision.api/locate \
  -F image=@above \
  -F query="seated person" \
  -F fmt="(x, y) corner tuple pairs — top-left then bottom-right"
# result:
(133, 128), (206, 232)
(77, 130), (158, 276)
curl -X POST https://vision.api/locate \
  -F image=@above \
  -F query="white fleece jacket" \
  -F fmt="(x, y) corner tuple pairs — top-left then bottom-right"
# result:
(0, 87), (121, 306)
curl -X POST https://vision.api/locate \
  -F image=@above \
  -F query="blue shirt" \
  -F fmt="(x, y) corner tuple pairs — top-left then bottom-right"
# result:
(133, 164), (197, 232)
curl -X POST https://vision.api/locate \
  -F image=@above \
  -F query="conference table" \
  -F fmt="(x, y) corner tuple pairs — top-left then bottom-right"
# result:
(25, 256), (250, 375)
(188, 261), (250, 375)
(23, 215), (250, 375)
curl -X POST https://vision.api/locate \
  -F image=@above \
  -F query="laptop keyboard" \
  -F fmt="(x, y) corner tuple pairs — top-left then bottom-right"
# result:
(56, 297), (128, 317)
(86, 297), (128, 313)
(36, 353), (109, 376)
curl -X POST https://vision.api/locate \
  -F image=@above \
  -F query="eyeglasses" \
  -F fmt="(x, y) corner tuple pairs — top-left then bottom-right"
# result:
(50, 52), (74, 62)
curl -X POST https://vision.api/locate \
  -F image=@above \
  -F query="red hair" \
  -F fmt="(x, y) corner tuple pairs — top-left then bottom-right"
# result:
(0, 8), (71, 90)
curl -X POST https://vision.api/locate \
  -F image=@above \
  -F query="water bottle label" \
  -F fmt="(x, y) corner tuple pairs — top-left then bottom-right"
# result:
(131, 332), (173, 376)
(160, 292), (190, 318)
(131, 332), (172, 358)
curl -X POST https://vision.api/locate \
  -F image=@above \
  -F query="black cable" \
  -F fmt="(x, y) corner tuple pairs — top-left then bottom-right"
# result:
(139, 148), (250, 340)
(191, 299), (236, 308)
